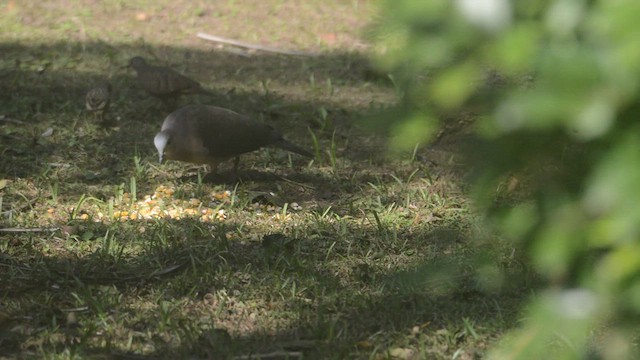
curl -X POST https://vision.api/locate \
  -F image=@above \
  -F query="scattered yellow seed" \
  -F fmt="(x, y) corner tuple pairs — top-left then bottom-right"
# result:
(39, 187), (235, 225)
(273, 213), (292, 221)
(213, 191), (231, 200)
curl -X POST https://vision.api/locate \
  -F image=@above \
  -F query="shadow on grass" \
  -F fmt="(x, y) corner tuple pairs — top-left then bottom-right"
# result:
(0, 215), (533, 359)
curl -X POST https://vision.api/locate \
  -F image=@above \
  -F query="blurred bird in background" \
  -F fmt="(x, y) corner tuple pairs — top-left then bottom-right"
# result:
(85, 83), (112, 122)
(128, 56), (210, 107)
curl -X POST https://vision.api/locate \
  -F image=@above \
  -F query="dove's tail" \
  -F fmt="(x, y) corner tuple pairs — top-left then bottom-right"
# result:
(272, 139), (313, 158)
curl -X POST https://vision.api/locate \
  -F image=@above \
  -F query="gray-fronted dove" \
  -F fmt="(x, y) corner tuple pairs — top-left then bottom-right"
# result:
(85, 84), (111, 121)
(129, 56), (210, 104)
(153, 104), (312, 177)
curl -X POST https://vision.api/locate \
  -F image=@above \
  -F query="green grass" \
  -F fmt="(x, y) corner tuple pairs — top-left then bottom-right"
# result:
(0, 1), (530, 358)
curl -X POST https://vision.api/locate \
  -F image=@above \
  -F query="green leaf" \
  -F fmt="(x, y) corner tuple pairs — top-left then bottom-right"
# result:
(429, 61), (480, 109)
(489, 23), (541, 73)
(389, 112), (438, 153)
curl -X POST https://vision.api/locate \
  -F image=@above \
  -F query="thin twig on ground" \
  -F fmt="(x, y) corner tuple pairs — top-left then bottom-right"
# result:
(197, 32), (318, 57)
(233, 351), (304, 360)
(0, 116), (26, 124)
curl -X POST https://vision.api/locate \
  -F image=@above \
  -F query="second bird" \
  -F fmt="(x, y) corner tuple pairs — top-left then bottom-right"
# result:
(154, 104), (312, 178)
(129, 56), (210, 105)
(85, 83), (112, 121)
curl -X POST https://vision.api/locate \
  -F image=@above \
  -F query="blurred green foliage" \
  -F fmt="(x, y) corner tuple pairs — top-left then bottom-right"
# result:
(372, 0), (640, 358)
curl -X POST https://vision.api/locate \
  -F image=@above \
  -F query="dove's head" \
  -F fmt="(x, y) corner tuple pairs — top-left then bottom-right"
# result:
(153, 131), (172, 164)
